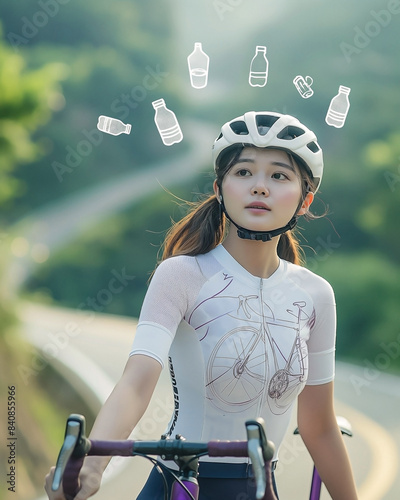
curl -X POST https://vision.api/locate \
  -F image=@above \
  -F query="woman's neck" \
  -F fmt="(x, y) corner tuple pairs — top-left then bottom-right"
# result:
(222, 231), (280, 279)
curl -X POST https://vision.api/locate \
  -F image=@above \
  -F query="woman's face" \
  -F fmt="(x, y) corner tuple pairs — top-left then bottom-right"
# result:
(216, 147), (313, 234)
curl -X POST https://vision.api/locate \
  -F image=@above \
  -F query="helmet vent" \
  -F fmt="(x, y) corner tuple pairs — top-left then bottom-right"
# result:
(277, 126), (305, 140)
(307, 141), (320, 153)
(256, 115), (279, 135)
(230, 120), (249, 135)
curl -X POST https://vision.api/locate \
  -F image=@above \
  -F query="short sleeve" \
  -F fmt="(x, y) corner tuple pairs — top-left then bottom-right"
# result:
(306, 277), (336, 385)
(129, 256), (206, 367)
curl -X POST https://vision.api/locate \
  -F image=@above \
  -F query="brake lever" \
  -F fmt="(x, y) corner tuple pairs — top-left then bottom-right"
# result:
(246, 418), (275, 500)
(52, 414), (90, 491)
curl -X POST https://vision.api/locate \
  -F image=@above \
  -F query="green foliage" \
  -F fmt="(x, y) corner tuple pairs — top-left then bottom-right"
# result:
(0, 21), (72, 499)
(313, 252), (400, 370)
(0, 21), (66, 348)
(355, 132), (400, 261)
(1, 1), (178, 220)
(0, 24), (66, 211)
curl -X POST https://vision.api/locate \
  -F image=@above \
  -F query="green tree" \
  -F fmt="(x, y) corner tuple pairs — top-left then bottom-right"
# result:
(0, 22), (65, 325)
(1, 0), (178, 217)
(0, 25), (67, 500)
(356, 132), (400, 263)
(0, 24), (66, 213)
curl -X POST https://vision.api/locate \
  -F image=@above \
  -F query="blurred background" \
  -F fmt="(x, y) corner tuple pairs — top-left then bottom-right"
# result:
(1, 0), (399, 498)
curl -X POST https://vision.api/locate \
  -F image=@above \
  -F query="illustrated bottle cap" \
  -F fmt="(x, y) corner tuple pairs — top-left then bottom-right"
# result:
(339, 86), (351, 94)
(152, 98), (165, 109)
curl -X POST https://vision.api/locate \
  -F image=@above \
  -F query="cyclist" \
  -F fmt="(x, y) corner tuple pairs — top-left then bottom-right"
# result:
(45, 111), (358, 500)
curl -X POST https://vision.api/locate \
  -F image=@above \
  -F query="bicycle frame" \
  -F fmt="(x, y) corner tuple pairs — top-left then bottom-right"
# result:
(52, 414), (277, 500)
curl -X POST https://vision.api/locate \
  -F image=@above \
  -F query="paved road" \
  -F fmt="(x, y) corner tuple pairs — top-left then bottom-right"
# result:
(21, 302), (400, 500)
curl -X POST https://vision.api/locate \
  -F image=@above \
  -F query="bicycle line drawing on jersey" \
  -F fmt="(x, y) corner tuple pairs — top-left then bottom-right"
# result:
(187, 272), (316, 415)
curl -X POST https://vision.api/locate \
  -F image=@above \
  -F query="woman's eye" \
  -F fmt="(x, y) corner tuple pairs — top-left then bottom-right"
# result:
(272, 172), (288, 180)
(236, 169), (250, 177)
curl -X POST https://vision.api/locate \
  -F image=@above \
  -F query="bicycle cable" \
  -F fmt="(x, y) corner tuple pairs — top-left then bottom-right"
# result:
(133, 452), (199, 500)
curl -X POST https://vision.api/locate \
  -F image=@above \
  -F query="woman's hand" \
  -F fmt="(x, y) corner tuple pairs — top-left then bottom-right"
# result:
(44, 463), (102, 500)
(44, 354), (162, 500)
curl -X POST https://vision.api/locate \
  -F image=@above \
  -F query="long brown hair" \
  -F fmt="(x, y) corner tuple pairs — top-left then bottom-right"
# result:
(160, 144), (317, 265)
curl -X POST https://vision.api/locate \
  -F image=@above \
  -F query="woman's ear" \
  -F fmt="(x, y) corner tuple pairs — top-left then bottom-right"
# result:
(297, 191), (314, 215)
(213, 180), (221, 202)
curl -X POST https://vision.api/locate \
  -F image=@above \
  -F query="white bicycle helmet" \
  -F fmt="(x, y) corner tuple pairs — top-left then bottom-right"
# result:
(212, 111), (324, 192)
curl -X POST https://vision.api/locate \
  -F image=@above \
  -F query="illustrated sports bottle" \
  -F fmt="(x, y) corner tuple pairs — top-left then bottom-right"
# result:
(325, 86), (351, 128)
(97, 116), (131, 136)
(187, 42), (209, 89)
(152, 99), (183, 146)
(293, 75), (314, 99)
(249, 46), (269, 87)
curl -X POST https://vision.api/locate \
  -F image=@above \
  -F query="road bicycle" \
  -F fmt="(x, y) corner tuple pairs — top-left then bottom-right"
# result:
(51, 413), (352, 500)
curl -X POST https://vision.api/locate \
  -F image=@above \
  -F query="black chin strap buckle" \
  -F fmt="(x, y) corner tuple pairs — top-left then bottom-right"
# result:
(220, 197), (298, 243)
(237, 229), (273, 242)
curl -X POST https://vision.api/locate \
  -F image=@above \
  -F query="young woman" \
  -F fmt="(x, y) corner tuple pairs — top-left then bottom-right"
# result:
(45, 111), (358, 499)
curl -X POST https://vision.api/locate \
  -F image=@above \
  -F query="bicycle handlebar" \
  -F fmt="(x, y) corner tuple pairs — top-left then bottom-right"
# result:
(52, 414), (276, 500)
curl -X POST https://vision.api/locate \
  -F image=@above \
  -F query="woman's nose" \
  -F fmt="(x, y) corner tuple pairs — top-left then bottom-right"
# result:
(252, 178), (269, 196)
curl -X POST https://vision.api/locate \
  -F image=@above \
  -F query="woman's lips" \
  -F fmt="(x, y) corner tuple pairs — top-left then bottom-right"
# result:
(246, 202), (271, 211)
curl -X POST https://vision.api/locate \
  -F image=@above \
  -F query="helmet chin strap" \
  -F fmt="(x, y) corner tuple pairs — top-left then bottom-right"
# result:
(220, 199), (298, 242)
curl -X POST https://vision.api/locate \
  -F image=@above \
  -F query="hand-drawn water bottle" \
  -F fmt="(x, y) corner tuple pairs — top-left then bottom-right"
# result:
(187, 42), (209, 89)
(325, 86), (351, 128)
(249, 46), (269, 87)
(97, 116), (131, 135)
(152, 99), (183, 146)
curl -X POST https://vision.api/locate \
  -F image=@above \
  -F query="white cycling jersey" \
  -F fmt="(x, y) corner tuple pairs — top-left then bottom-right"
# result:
(130, 244), (336, 461)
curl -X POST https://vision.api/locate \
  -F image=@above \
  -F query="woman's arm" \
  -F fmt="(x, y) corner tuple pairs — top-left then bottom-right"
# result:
(297, 382), (358, 500)
(45, 354), (162, 500)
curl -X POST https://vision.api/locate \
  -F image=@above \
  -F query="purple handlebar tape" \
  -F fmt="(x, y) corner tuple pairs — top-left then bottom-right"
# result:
(63, 441), (135, 498)
(90, 440), (135, 455)
(207, 440), (248, 457)
(62, 439), (277, 500)
(63, 455), (84, 500)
